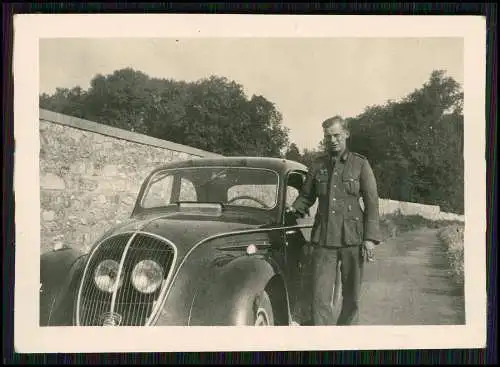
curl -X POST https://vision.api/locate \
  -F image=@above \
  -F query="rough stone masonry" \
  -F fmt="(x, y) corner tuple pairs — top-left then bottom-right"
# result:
(38, 112), (218, 254)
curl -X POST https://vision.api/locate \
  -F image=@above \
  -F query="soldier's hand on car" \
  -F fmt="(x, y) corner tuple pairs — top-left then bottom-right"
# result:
(362, 240), (376, 262)
(286, 206), (305, 219)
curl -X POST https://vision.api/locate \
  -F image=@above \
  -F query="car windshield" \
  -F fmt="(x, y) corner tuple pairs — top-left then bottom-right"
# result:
(140, 166), (280, 211)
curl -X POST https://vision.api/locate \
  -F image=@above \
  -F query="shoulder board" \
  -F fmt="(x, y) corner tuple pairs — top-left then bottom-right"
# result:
(350, 152), (367, 161)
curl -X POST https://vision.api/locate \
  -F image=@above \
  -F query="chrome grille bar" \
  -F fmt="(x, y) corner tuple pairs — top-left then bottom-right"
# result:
(76, 233), (132, 326)
(76, 231), (177, 326)
(143, 233), (178, 326)
(114, 234), (149, 326)
(114, 233), (176, 326)
(109, 233), (137, 314)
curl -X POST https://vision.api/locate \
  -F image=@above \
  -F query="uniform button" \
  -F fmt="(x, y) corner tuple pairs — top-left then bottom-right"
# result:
(331, 210), (336, 214)
(333, 185), (337, 188)
(332, 198), (337, 201)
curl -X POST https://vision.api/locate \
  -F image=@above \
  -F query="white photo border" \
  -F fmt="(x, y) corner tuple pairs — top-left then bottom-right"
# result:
(13, 14), (487, 353)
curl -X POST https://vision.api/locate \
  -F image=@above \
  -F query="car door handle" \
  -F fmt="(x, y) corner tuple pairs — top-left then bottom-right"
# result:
(286, 230), (298, 235)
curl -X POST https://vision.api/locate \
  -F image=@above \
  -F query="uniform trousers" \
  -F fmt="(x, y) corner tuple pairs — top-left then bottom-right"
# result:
(311, 245), (364, 325)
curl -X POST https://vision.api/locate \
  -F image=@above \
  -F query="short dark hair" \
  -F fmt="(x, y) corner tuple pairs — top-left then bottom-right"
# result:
(322, 115), (349, 131)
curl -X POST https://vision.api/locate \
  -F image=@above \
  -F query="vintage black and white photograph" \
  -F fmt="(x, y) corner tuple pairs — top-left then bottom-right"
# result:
(14, 14), (486, 352)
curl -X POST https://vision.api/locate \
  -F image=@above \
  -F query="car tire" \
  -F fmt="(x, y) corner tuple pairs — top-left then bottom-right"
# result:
(253, 290), (274, 326)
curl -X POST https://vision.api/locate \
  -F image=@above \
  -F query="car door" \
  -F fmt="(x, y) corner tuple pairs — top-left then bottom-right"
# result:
(282, 169), (317, 323)
(283, 169), (317, 255)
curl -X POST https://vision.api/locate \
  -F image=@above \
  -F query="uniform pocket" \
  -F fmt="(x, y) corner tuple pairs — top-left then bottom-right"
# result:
(315, 172), (329, 197)
(343, 178), (360, 196)
(342, 217), (363, 245)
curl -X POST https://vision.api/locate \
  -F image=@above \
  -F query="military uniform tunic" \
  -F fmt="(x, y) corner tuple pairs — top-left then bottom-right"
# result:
(292, 149), (382, 248)
(292, 149), (382, 325)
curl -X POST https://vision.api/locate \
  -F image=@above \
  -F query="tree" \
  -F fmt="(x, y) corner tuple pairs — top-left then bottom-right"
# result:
(285, 143), (302, 163)
(300, 148), (323, 168)
(346, 69), (464, 213)
(80, 68), (171, 134)
(40, 87), (88, 118)
(40, 69), (290, 157)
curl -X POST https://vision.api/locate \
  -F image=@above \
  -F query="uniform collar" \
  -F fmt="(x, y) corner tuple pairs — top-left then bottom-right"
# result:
(328, 148), (350, 163)
(340, 149), (350, 162)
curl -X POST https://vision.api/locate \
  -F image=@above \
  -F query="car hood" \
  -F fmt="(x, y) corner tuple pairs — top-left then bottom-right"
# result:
(101, 214), (263, 249)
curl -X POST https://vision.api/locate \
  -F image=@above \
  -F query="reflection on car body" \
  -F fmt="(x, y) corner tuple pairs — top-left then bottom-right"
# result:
(39, 157), (318, 327)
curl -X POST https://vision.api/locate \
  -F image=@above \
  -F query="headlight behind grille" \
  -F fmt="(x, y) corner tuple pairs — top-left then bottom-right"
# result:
(131, 259), (164, 294)
(94, 259), (124, 293)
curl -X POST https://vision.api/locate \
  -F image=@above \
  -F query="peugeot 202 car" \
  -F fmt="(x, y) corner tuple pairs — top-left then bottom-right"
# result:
(40, 157), (321, 327)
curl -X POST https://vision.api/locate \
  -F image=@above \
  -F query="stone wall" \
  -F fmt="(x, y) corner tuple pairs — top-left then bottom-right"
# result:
(379, 198), (440, 219)
(378, 198), (464, 222)
(39, 109), (222, 253)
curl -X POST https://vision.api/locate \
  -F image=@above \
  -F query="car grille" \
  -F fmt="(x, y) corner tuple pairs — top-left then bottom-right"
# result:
(76, 232), (176, 326)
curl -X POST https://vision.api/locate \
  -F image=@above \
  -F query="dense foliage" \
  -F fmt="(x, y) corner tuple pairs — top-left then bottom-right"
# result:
(40, 68), (290, 157)
(41, 69), (464, 214)
(285, 70), (464, 214)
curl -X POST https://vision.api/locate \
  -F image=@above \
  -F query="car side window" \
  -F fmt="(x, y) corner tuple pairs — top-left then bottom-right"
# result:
(285, 172), (305, 207)
(180, 178), (197, 201)
(286, 186), (300, 208)
(142, 175), (174, 208)
(142, 175), (197, 208)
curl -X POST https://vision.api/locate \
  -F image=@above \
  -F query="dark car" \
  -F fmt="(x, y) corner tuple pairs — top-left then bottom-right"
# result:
(40, 157), (324, 327)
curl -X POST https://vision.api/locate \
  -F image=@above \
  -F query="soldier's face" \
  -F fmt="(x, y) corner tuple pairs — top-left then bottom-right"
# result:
(323, 123), (349, 154)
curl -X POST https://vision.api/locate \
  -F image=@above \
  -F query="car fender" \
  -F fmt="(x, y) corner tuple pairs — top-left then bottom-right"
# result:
(187, 254), (280, 326)
(40, 248), (86, 326)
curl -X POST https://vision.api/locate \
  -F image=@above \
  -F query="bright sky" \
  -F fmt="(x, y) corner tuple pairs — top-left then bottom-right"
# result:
(39, 37), (463, 151)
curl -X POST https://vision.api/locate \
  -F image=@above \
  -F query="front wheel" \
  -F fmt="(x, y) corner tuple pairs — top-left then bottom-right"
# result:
(253, 290), (274, 326)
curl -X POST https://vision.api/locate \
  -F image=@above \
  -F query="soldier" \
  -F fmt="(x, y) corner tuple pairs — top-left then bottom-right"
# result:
(290, 115), (382, 326)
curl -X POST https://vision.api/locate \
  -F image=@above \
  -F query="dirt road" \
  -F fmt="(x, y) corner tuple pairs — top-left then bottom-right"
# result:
(358, 228), (465, 325)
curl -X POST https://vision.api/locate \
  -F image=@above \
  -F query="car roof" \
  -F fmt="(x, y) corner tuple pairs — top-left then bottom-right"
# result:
(150, 156), (308, 174)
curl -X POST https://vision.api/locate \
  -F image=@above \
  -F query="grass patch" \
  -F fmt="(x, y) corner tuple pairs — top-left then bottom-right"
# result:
(437, 224), (465, 286)
(379, 210), (465, 287)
